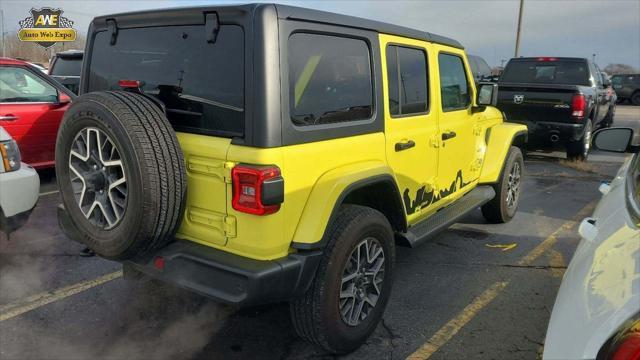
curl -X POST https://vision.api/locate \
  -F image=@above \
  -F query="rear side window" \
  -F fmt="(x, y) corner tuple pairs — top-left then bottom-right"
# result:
(500, 59), (590, 86)
(438, 53), (471, 111)
(50, 58), (82, 76)
(288, 33), (373, 126)
(386, 45), (429, 116)
(88, 25), (244, 137)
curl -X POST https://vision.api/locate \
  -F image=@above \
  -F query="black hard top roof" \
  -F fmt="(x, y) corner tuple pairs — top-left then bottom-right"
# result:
(92, 3), (464, 49)
(509, 57), (588, 62)
(54, 49), (84, 58)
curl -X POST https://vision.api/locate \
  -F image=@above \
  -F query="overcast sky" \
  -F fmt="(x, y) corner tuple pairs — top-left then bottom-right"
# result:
(1, 0), (639, 68)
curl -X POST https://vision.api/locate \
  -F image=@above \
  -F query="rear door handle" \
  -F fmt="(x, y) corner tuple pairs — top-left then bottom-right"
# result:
(0, 115), (19, 121)
(441, 131), (457, 140)
(395, 140), (415, 152)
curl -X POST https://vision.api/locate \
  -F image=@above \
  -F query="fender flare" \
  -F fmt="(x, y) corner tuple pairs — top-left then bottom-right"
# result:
(479, 123), (528, 184)
(291, 162), (405, 250)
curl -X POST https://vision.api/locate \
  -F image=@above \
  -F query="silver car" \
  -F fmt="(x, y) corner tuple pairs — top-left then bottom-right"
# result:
(544, 128), (640, 360)
(0, 126), (40, 235)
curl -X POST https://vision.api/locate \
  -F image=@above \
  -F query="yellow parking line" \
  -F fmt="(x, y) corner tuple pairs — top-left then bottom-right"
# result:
(0, 270), (122, 322)
(406, 281), (508, 360)
(406, 200), (596, 360)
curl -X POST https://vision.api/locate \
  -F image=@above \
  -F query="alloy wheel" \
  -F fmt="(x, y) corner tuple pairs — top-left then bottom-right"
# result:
(68, 127), (127, 229)
(505, 161), (521, 210)
(340, 237), (386, 327)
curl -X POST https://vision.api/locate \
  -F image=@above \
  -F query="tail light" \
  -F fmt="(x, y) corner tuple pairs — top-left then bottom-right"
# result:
(537, 57), (557, 62)
(609, 333), (640, 360)
(571, 94), (586, 119)
(232, 164), (284, 215)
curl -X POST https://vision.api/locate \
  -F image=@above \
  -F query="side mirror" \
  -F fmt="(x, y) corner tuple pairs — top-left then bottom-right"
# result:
(57, 92), (72, 105)
(472, 82), (497, 113)
(592, 127), (636, 153)
(603, 78), (611, 87)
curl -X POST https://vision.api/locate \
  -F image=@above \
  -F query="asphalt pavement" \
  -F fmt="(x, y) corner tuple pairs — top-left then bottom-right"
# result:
(0, 106), (638, 360)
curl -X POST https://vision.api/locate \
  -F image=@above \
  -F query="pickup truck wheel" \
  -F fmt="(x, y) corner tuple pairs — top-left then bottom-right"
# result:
(55, 91), (186, 260)
(602, 105), (615, 128)
(290, 205), (395, 354)
(566, 119), (592, 161)
(631, 91), (640, 106)
(481, 146), (523, 223)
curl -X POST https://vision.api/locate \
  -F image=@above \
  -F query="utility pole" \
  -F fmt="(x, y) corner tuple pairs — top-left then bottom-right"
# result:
(514, 0), (524, 57)
(1, 9), (5, 58)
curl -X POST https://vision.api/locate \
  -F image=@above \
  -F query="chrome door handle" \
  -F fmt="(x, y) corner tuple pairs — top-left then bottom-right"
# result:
(0, 115), (19, 121)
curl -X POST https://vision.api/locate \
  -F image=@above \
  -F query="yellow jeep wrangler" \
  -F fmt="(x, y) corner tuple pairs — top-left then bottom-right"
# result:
(56, 3), (527, 354)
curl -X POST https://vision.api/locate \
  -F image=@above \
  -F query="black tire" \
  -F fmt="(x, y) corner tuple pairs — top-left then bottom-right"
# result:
(290, 205), (395, 354)
(631, 91), (640, 106)
(481, 146), (524, 224)
(566, 119), (592, 161)
(602, 105), (615, 128)
(55, 91), (187, 260)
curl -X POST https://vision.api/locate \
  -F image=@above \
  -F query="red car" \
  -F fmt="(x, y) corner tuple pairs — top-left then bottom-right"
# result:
(0, 57), (75, 169)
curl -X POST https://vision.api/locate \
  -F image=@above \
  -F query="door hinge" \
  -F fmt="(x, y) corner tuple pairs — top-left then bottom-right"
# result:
(223, 161), (235, 183)
(224, 215), (237, 238)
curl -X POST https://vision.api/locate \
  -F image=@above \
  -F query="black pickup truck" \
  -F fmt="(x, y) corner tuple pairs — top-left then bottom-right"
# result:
(497, 57), (615, 160)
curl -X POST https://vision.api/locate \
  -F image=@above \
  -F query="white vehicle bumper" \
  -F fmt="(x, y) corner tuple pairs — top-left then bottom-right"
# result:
(0, 163), (40, 232)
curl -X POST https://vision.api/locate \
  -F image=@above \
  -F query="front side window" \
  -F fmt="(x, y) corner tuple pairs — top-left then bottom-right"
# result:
(289, 33), (373, 126)
(386, 45), (429, 116)
(438, 53), (471, 111)
(0, 67), (57, 103)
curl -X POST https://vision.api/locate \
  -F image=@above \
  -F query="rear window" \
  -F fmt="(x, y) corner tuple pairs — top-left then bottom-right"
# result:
(88, 25), (244, 137)
(500, 60), (590, 86)
(288, 33), (373, 126)
(51, 57), (82, 76)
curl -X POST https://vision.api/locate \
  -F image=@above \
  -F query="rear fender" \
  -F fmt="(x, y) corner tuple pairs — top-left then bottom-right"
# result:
(291, 161), (401, 248)
(479, 123), (528, 184)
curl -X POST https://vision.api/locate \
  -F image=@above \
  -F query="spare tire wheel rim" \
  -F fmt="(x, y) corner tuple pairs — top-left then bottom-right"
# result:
(340, 237), (386, 327)
(68, 127), (127, 230)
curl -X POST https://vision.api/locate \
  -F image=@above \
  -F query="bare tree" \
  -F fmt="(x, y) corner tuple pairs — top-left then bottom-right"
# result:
(603, 63), (638, 75)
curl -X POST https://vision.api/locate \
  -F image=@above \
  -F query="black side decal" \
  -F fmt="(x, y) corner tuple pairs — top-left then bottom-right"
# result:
(403, 170), (471, 215)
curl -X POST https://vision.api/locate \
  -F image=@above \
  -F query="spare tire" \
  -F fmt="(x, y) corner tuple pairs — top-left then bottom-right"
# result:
(55, 91), (187, 260)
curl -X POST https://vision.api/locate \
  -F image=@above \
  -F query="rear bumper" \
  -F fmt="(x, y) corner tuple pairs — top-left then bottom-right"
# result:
(57, 204), (322, 306)
(508, 120), (584, 143)
(123, 241), (322, 306)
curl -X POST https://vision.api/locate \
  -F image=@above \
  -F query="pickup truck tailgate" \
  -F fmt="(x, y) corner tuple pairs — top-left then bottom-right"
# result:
(497, 83), (577, 123)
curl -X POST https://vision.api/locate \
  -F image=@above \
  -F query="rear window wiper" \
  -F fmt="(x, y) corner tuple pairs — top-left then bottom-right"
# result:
(178, 93), (243, 113)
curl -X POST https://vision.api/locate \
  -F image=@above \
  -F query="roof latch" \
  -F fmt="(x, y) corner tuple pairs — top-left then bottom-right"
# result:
(204, 12), (220, 44)
(106, 19), (118, 46)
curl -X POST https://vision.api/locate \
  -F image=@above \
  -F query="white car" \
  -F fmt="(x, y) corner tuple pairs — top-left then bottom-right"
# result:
(0, 126), (40, 234)
(544, 127), (640, 360)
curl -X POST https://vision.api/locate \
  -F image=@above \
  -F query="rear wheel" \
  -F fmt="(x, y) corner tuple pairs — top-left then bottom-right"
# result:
(55, 91), (187, 260)
(631, 91), (640, 106)
(566, 119), (592, 161)
(290, 205), (395, 354)
(482, 146), (524, 223)
(602, 105), (615, 128)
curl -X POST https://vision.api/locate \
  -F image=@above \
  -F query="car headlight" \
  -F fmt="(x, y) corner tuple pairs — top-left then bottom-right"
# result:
(0, 140), (21, 172)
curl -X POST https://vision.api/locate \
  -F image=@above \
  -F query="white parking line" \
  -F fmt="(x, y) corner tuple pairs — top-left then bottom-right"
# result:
(39, 190), (60, 196)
